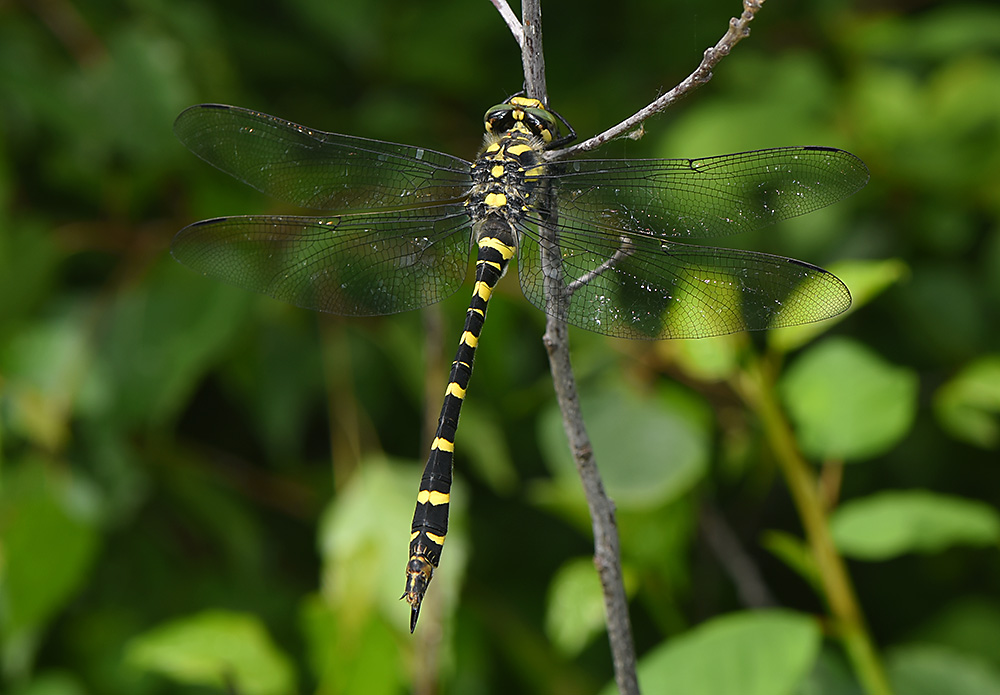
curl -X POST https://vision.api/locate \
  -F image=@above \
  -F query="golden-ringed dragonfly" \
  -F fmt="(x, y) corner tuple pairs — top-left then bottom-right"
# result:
(171, 95), (868, 632)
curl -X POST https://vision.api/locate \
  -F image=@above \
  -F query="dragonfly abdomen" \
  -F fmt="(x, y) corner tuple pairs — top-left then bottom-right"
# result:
(403, 214), (517, 632)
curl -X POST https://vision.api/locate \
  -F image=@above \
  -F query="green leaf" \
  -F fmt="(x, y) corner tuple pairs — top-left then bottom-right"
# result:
(601, 610), (820, 695)
(934, 354), (1000, 448)
(779, 337), (919, 461)
(124, 610), (296, 695)
(887, 644), (1000, 695)
(545, 558), (607, 656)
(0, 307), (93, 451)
(0, 459), (101, 637)
(667, 332), (745, 382)
(538, 380), (711, 510)
(831, 490), (1000, 560)
(299, 595), (407, 695)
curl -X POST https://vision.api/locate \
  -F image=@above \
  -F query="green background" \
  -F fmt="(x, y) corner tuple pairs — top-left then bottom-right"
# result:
(2, 0), (999, 693)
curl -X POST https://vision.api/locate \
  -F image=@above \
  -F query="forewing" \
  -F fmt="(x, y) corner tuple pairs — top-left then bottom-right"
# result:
(516, 213), (851, 340)
(546, 147), (869, 239)
(172, 204), (474, 316)
(174, 104), (472, 212)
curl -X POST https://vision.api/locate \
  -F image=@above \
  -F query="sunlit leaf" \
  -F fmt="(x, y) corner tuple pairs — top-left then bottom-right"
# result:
(600, 610), (820, 695)
(538, 380), (711, 509)
(124, 610), (296, 695)
(0, 460), (101, 637)
(665, 332), (745, 382)
(545, 558), (607, 656)
(780, 337), (918, 461)
(831, 490), (1000, 560)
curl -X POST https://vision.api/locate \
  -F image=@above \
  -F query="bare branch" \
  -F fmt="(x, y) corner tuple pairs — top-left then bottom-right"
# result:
(489, 0), (524, 48)
(497, 3), (769, 694)
(518, 1), (640, 693)
(699, 503), (775, 608)
(520, 0), (547, 101)
(548, 0), (765, 160)
(566, 235), (635, 296)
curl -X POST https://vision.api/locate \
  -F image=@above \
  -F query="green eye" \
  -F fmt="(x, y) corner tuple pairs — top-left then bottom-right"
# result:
(484, 103), (516, 132)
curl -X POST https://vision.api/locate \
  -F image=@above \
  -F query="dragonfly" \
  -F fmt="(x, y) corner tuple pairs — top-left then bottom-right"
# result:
(171, 96), (868, 631)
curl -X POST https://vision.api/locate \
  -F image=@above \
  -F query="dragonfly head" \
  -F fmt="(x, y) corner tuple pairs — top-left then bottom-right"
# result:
(484, 96), (561, 144)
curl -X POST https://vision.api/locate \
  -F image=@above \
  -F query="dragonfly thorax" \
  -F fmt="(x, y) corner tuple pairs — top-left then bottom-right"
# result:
(467, 122), (549, 248)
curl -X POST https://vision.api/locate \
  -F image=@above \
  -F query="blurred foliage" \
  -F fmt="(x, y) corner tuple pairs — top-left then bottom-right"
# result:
(1, 0), (999, 694)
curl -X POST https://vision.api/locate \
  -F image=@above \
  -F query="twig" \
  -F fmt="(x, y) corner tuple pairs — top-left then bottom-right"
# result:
(565, 235), (635, 296)
(698, 503), (775, 608)
(494, 2), (772, 694)
(517, 1), (640, 694)
(735, 361), (893, 695)
(519, 0), (547, 99)
(548, 0), (765, 161)
(489, 0), (524, 48)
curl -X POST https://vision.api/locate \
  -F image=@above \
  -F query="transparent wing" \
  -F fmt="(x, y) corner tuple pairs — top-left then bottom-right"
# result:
(516, 215), (850, 339)
(174, 104), (473, 212)
(544, 147), (869, 239)
(172, 205), (474, 316)
(514, 146), (863, 339)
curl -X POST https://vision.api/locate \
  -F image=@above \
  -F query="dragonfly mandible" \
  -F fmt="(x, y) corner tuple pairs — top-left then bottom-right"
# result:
(171, 96), (868, 631)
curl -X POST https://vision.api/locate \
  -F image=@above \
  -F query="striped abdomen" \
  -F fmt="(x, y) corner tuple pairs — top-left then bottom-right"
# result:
(402, 218), (516, 632)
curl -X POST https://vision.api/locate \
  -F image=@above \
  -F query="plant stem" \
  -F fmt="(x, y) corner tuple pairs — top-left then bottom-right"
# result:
(737, 358), (893, 695)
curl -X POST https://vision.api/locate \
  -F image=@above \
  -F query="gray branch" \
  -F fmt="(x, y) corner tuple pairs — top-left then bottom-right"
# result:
(489, 2), (768, 694)
(547, 0), (766, 161)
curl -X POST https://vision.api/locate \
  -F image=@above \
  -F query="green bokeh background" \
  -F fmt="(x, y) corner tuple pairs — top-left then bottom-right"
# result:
(1, 1), (999, 694)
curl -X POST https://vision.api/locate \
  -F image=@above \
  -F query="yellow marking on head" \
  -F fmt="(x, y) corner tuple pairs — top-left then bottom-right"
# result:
(484, 192), (507, 208)
(431, 437), (455, 452)
(474, 281), (493, 301)
(510, 96), (545, 109)
(478, 236), (516, 259)
(410, 531), (420, 541)
(461, 330), (479, 347)
(446, 382), (466, 398)
(426, 532), (446, 545)
(490, 164), (505, 178)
